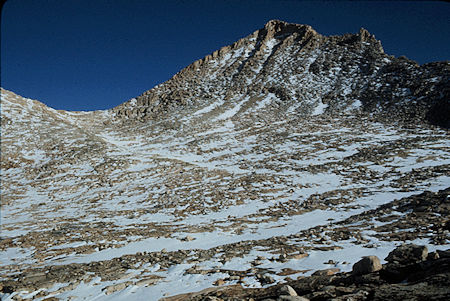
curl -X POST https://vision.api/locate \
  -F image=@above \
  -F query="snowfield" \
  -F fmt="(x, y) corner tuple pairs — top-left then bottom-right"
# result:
(1, 87), (449, 300)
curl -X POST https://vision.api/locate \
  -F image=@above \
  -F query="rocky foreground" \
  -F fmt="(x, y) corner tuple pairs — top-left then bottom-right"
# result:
(1, 187), (449, 300)
(162, 244), (450, 301)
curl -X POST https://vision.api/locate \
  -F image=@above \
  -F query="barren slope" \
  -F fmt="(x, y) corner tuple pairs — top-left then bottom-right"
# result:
(1, 20), (449, 300)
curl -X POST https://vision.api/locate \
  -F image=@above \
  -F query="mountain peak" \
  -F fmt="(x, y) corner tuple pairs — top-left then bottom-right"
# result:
(358, 27), (380, 45)
(112, 20), (448, 128)
(261, 19), (318, 40)
(263, 19), (291, 34)
(264, 19), (287, 27)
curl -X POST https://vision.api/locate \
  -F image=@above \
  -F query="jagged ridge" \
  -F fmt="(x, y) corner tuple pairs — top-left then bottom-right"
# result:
(112, 20), (449, 128)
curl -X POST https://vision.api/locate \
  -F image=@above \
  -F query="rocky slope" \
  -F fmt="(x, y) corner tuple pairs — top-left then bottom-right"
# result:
(1, 20), (449, 300)
(161, 244), (450, 301)
(112, 20), (449, 128)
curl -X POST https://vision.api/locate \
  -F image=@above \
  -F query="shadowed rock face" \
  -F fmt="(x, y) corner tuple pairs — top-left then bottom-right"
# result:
(112, 19), (449, 128)
(352, 255), (382, 275)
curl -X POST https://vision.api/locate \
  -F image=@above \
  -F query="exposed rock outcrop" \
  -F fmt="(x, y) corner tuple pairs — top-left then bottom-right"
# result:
(112, 20), (449, 128)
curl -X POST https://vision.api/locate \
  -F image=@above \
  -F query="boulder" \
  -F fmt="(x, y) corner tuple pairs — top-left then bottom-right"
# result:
(385, 244), (428, 264)
(182, 235), (196, 242)
(312, 268), (340, 276)
(352, 256), (382, 275)
(103, 282), (130, 295)
(279, 285), (297, 296)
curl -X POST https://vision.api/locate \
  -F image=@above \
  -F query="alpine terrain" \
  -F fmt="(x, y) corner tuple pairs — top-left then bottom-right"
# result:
(1, 20), (449, 300)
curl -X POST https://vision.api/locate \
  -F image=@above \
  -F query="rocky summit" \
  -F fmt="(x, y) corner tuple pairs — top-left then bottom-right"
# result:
(113, 19), (449, 128)
(1, 20), (449, 300)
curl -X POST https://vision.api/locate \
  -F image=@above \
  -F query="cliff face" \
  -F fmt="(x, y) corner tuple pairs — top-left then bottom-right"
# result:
(112, 20), (449, 127)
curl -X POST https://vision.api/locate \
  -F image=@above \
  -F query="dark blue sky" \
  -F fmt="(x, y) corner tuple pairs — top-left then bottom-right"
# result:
(1, 0), (449, 111)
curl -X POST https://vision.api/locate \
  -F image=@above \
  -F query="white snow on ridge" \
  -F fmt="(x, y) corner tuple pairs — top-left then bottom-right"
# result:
(129, 98), (137, 106)
(253, 93), (276, 110)
(265, 38), (278, 50)
(351, 99), (362, 109)
(192, 98), (225, 116)
(311, 100), (328, 115)
(213, 96), (250, 121)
